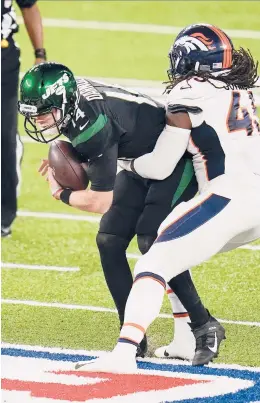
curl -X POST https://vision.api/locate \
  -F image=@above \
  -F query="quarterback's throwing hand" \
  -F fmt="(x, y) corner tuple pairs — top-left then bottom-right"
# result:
(38, 159), (49, 177)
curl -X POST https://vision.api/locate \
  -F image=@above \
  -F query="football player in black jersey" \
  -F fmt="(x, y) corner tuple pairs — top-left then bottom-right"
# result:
(19, 63), (166, 212)
(1, 0), (46, 237)
(18, 62), (220, 362)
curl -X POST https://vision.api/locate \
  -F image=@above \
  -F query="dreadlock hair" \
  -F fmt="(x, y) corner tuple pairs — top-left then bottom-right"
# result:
(164, 47), (259, 93)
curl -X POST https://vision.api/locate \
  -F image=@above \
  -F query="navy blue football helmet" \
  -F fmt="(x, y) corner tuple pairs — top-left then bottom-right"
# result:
(168, 23), (234, 80)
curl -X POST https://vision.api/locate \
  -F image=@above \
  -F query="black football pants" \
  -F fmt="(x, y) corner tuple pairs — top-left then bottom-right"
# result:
(1, 39), (22, 228)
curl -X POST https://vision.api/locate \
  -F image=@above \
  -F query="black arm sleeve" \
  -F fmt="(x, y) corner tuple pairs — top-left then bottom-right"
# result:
(87, 143), (118, 192)
(16, 0), (37, 8)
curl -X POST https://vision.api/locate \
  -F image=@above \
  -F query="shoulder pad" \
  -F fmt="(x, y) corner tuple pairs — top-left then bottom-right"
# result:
(167, 78), (216, 104)
(166, 79), (208, 128)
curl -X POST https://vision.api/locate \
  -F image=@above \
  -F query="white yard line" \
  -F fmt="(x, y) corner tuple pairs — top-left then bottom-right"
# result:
(238, 244), (260, 251)
(17, 210), (101, 223)
(126, 253), (142, 259)
(17, 210), (260, 251)
(2, 299), (117, 313)
(17, 17), (260, 39)
(1, 262), (79, 272)
(2, 298), (260, 327)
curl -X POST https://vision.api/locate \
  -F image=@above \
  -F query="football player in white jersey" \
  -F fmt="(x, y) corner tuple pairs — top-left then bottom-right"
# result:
(75, 23), (260, 373)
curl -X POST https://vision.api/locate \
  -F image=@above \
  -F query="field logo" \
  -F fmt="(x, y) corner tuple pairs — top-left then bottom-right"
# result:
(2, 344), (260, 402)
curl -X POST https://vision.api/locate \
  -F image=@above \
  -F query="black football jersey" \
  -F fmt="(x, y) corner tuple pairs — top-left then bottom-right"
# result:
(64, 78), (166, 191)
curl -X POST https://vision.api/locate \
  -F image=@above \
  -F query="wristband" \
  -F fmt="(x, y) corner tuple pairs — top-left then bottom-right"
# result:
(60, 189), (72, 205)
(34, 48), (47, 60)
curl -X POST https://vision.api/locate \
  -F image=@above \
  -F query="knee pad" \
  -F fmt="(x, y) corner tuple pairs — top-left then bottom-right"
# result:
(96, 232), (129, 253)
(137, 235), (156, 255)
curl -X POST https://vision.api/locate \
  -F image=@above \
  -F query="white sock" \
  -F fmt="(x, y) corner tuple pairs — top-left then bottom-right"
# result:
(166, 284), (191, 339)
(166, 284), (189, 319)
(113, 341), (137, 356)
(117, 274), (166, 354)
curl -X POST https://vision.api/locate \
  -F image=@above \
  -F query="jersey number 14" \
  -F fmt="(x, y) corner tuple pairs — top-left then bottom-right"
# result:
(227, 91), (260, 136)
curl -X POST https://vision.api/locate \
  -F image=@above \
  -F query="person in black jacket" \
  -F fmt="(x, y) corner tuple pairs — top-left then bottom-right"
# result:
(1, 0), (46, 237)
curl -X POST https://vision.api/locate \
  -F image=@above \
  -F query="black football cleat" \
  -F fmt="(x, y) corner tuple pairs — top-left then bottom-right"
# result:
(191, 316), (226, 366)
(136, 335), (148, 358)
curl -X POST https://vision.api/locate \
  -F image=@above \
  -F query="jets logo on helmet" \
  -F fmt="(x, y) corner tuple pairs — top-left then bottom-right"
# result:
(42, 73), (70, 100)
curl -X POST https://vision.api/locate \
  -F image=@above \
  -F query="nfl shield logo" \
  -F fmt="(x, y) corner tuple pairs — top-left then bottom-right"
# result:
(2, 344), (260, 402)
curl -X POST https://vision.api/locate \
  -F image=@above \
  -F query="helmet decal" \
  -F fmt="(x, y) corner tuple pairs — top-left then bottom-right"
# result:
(208, 25), (232, 68)
(174, 35), (209, 53)
(167, 23), (234, 80)
(42, 73), (70, 100)
(190, 33), (214, 48)
(19, 104), (37, 114)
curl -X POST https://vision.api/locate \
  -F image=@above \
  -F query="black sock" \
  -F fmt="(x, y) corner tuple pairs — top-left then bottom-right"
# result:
(168, 271), (210, 328)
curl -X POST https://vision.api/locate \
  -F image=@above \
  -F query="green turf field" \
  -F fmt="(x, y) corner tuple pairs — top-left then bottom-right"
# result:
(2, 1), (260, 368)
(17, 1), (260, 79)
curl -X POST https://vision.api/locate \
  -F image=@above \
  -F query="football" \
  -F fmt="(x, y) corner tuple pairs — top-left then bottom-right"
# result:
(48, 140), (89, 190)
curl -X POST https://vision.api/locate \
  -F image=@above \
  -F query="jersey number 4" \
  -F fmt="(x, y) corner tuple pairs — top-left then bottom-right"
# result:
(227, 91), (260, 136)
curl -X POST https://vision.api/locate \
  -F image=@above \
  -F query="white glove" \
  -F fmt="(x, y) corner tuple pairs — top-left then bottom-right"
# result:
(117, 159), (132, 172)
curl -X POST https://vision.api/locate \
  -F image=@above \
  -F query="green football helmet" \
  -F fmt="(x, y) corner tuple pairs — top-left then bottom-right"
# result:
(18, 62), (78, 143)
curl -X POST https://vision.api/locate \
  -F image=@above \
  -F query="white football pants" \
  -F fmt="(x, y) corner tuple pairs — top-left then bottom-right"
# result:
(134, 178), (260, 281)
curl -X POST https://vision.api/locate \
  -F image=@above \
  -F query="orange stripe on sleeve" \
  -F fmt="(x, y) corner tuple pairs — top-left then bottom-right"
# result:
(123, 323), (146, 334)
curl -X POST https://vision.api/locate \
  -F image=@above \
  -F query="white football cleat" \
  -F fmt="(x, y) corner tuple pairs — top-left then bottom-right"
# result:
(75, 352), (138, 374)
(154, 337), (195, 361)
